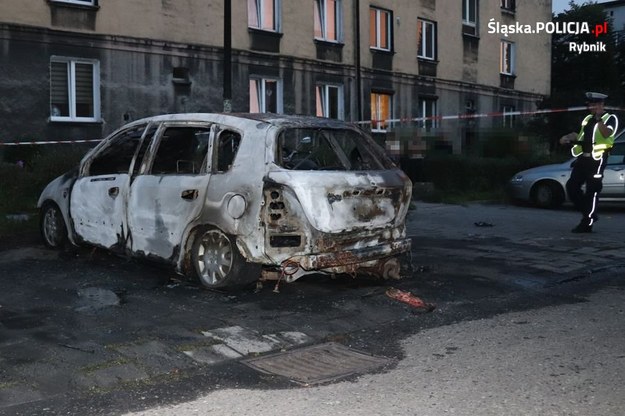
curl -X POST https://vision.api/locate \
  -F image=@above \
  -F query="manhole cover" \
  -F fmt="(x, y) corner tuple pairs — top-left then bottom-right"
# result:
(242, 342), (393, 385)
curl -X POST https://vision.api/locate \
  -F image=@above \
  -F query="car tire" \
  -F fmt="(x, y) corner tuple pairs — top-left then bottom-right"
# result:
(191, 227), (260, 289)
(531, 181), (564, 209)
(40, 202), (68, 249)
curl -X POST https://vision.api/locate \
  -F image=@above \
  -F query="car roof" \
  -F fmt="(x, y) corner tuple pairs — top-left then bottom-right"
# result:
(125, 113), (359, 131)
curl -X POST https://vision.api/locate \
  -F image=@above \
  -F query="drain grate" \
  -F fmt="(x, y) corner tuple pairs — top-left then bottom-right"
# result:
(242, 342), (393, 385)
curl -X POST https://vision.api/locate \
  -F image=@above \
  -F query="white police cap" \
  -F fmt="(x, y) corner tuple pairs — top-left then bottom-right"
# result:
(585, 92), (608, 102)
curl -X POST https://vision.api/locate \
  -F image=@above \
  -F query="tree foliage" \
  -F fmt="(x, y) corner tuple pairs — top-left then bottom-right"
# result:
(547, 1), (623, 149)
(552, 1), (620, 106)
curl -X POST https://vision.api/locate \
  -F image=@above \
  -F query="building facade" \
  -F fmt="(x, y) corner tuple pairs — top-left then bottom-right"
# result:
(603, 0), (625, 38)
(0, 0), (552, 156)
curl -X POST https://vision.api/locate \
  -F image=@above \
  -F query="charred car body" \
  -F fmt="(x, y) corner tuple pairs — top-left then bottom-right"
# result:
(38, 113), (412, 288)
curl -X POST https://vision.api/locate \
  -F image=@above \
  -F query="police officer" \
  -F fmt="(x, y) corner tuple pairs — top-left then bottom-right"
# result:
(560, 92), (619, 233)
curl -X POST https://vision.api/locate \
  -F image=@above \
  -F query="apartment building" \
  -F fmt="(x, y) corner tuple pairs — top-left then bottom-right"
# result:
(0, 0), (551, 156)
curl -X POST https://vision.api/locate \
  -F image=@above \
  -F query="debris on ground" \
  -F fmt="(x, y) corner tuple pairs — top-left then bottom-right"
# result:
(385, 287), (435, 312)
(474, 221), (494, 227)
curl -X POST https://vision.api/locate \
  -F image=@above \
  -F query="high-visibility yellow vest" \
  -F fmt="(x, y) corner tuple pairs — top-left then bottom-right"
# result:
(572, 113), (617, 160)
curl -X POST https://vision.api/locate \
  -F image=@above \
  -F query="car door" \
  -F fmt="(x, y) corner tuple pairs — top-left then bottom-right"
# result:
(70, 124), (148, 249)
(601, 142), (625, 197)
(127, 123), (213, 261)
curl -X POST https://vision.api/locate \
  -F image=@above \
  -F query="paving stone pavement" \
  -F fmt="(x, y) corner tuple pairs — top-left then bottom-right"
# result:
(2, 201), (625, 413)
(408, 202), (625, 277)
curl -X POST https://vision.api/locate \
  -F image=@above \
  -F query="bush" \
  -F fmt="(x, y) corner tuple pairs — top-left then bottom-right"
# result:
(0, 145), (89, 215)
(407, 154), (566, 203)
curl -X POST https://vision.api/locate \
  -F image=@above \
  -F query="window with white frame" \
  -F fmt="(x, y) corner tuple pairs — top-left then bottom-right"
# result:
(462, 0), (478, 34)
(503, 105), (516, 127)
(50, 57), (100, 122)
(249, 77), (282, 113)
(418, 97), (438, 130)
(369, 7), (392, 51)
(500, 40), (515, 75)
(50, 0), (97, 5)
(316, 84), (344, 119)
(248, 0), (280, 32)
(417, 18), (437, 60)
(314, 0), (341, 42)
(501, 0), (515, 12)
(370, 92), (392, 132)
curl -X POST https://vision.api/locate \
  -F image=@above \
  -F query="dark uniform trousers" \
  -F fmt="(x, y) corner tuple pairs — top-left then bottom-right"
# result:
(565, 152), (608, 226)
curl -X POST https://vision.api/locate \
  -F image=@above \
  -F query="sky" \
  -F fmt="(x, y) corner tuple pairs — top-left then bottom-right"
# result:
(552, 0), (613, 14)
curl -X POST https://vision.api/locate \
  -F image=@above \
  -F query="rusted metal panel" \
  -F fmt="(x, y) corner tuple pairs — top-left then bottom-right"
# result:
(287, 238), (411, 270)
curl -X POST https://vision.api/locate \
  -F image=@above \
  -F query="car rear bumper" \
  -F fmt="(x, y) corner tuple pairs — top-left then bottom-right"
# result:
(279, 237), (412, 279)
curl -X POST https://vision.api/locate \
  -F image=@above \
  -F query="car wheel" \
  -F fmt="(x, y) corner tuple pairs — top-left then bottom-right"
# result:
(191, 228), (260, 289)
(532, 181), (564, 208)
(40, 202), (68, 249)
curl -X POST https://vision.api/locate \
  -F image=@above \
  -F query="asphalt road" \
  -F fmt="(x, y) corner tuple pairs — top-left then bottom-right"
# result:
(1, 202), (624, 415)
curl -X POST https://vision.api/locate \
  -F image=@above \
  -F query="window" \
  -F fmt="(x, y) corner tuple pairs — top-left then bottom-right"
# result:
(314, 0), (341, 42)
(278, 128), (385, 171)
(316, 84), (344, 119)
(50, 57), (100, 122)
(501, 0), (515, 12)
(500, 40), (515, 75)
(248, 0), (280, 32)
(607, 142), (625, 165)
(502, 105), (516, 127)
(172, 67), (191, 85)
(50, 0), (97, 5)
(214, 131), (242, 172)
(418, 97), (438, 130)
(88, 125), (147, 176)
(462, 0), (478, 35)
(417, 19), (437, 60)
(151, 127), (211, 175)
(249, 78), (283, 113)
(370, 92), (392, 132)
(369, 7), (392, 51)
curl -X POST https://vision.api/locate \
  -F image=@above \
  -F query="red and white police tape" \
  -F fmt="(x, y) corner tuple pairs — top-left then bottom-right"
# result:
(0, 105), (618, 146)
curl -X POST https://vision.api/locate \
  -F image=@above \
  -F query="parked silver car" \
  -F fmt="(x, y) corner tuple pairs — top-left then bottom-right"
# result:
(508, 139), (625, 208)
(38, 113), (413, 289)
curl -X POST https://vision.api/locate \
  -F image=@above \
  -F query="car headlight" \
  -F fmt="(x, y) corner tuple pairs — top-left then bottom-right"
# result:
(510, 175), (524, 183)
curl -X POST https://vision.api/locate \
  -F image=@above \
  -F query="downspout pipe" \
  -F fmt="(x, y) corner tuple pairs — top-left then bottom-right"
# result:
(355, 0), (362, 122)
(223, 0), (232, 112)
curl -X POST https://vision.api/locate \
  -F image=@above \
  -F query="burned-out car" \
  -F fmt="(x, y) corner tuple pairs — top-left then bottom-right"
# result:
(38, 113), (412, 288)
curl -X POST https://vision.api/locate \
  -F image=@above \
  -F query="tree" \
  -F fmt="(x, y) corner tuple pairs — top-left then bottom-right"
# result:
(548, 1), (621, 150)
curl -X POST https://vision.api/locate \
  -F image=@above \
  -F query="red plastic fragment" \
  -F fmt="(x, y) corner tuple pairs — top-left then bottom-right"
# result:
(386, 287), (435, 311)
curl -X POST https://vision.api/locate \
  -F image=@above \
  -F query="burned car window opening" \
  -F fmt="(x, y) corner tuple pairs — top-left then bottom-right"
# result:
(151, 127), (211, 175)
(215, 130), (241, 172)
(130, 124), (159, 176)
(88, 125), (147, 176)
(278, 128), (385, 171)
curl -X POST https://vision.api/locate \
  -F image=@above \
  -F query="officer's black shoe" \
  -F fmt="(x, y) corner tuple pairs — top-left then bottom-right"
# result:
(571, 223), (593, 233)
